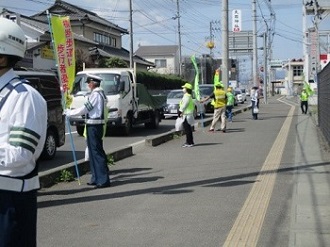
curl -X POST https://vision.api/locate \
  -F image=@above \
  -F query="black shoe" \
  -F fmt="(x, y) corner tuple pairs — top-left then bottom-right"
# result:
(87, 182), (96, 186)
(94, 182), (111, 189)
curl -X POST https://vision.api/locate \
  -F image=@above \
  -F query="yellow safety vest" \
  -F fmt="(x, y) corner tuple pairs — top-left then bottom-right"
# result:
(212, 89), (226, 108)
(300, 91), (308, 101)
(180, 93), (194, 115)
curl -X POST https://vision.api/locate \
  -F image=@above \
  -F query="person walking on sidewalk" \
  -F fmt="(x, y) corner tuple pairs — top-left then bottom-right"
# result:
(200, 82), (227, 132)
(178, 83), (195, 147)
(225, 87), (235, 122)
(0, 18), (47, 247)
(251, 86), (259, 120)
(65, 75), (111, 188)
(300, 88), (309, 114)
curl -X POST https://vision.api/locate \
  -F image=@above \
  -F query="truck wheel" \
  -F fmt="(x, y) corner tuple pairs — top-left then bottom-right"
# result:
(76, 126), (84, 136)
(40, 129), (57, 160)
(145, 111), (160, 129)
(122, 114), (132, 135)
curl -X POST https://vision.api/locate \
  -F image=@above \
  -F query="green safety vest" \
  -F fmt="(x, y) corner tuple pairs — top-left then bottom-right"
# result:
(300, 91), (308, 101)
(180, 93), (194, 114)
(226, 92), (235, 106)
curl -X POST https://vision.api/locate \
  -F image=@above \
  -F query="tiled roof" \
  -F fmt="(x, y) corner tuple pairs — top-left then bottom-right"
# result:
(31, 0), (128, 34)
(89, 46), (154, 66)
(135, 45), (179, 57)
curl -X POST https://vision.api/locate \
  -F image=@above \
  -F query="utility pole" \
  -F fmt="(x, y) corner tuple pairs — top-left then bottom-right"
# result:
(221, 0), (229, 89)
(252, 0), (258, 87)
(129, 0), (133, 68)
(303, 1), (309, 82)
(263, 32), (268, 104)
(176, 0), (182, 77)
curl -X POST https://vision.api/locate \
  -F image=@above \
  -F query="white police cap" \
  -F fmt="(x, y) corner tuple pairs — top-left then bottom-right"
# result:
(85, 74), (102, 84)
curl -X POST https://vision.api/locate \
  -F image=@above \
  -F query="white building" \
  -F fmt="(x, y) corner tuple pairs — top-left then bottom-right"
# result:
(135, 45), (179, 75)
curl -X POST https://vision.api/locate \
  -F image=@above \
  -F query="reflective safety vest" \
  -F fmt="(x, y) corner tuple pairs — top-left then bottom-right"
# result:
(212, 89), (226, 108)
(180, 93), (194, 115)
(300, 91), (308, 101)
(226, 92), (235, 106)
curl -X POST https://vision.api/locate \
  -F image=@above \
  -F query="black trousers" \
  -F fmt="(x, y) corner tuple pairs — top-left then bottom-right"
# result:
(183, 118), (194, 145)
(301, 101), (308, 114)
(0, 190), (37, 247)
(251, 100), (258, 120)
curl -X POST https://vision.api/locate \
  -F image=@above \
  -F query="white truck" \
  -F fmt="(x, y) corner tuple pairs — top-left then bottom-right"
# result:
(69, 68), (164, 136)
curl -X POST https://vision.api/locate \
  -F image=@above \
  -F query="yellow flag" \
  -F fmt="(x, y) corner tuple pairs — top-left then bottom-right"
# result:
(50, 15), (76, 109)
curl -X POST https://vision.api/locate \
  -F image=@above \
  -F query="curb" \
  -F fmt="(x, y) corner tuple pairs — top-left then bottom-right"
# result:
(39, 105), (251, 188)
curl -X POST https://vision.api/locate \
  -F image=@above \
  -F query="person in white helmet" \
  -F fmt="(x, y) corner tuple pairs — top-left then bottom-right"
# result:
(0, 17), (47, 246)
(65, 74), (111, 188)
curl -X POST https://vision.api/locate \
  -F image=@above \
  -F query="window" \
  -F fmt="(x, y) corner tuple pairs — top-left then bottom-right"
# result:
(155, 59), (167, 68)
(93, 32), (116, 47)
(293, 65), (303, 76)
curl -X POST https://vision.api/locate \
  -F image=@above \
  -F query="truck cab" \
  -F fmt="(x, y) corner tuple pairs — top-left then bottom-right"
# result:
(69, 68), (162, 135)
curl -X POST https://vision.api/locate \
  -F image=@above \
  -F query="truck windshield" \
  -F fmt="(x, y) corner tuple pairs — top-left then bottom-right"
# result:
(72, 73), (121, 95)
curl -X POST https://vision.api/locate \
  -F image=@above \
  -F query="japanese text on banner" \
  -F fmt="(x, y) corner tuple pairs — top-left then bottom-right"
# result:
(50, 16), (75, 108)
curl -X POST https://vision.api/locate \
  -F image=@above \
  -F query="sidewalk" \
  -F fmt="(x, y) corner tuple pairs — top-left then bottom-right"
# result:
(37, 96), (330, 247)
(289, 101), (330, 246)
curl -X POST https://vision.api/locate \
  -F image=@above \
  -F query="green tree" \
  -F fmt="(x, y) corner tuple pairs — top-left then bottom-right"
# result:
(99, 57), (128, 68)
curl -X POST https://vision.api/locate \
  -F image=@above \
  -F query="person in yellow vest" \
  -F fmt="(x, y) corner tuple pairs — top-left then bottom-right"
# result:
(225, 87), (235, 122)
(178, 83), (195, 147)
(300, 88), (309, 114)
(200, 82), (227, 132)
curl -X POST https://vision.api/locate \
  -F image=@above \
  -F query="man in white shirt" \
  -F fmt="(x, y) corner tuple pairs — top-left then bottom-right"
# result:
(65, 74), (111, 188)
(0, 17), (47, 246)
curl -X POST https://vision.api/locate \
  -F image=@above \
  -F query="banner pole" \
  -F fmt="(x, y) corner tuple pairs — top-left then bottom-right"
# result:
(47, 11), (81, 185)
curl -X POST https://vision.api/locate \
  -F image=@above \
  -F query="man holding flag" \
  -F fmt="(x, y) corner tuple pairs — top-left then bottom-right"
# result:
(200, 81), (227, 132)
(300, 88), (310, 114)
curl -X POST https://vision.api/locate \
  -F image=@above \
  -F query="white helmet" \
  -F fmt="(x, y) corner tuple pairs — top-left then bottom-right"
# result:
(0, 17), (26, 58)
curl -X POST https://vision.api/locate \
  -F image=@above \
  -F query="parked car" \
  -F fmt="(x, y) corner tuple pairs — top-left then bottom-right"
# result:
(163, 89), (205, 118)
(235, 89), (245, 104)
(199, 84), (214, 113)
(240, 88), (247, 100)
(14, 68), (65, 160)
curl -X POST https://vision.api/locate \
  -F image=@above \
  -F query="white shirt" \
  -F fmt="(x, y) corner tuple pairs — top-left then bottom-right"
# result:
(0, 69), (47, 177)
(68, 87), (107, 122)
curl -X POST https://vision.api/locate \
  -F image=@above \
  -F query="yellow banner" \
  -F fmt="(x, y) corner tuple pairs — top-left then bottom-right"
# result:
(50, 15), (75, 108)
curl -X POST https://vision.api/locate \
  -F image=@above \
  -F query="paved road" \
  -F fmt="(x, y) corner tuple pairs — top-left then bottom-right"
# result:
(36, 96), (330, 246)
(39, 103), (249, 172)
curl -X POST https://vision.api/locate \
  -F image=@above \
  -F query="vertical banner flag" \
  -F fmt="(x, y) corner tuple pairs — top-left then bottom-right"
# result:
(302, 74), (314, 96)
(50, 16), (75, 109)
(214, 68), (221, 85)
(191, 54), (200, 101)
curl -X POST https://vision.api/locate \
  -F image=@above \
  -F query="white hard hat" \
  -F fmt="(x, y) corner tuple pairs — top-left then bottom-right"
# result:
(0, 17), (26, 58)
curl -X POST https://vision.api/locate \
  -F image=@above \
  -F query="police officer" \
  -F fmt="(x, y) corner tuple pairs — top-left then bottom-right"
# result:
(0, 18), (47, 246)
(65, 74), (111, 188)
(201, 82), (227, 132)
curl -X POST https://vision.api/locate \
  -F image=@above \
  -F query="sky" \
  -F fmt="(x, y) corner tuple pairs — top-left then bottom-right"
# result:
(2, 0), (329, 64)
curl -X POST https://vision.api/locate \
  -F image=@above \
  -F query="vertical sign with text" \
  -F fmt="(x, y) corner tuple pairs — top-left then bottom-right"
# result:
(50, 15), (75, 108)
(232, 9), (242, 33)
